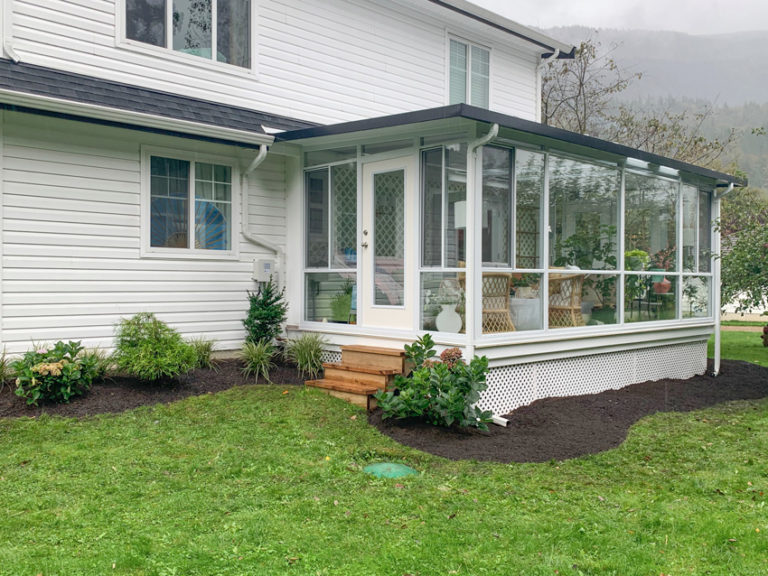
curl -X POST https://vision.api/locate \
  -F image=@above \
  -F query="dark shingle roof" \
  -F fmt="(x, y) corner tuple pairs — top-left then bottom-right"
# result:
(0, 59), (315, 135)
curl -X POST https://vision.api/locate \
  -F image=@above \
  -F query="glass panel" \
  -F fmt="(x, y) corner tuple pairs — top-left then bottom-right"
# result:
(682, 184), (698, 272)
(482, 147), (511, 266)
(306, 169), (329, 268)
(509, 273), (543, 331)
(699, 190), (712, 272)
(421, 272), (465, 333)
(449, 39), (467, 105)
(373, 170), (405, 306)
(330, 163), (357, 270)
(445, 144), (467, 267)
(305, 272), (356, 324)
(548, 272), (591, 328)
(150, 157), (189, 248)
(126, 0), (166, 47)
(549, 156), (619, 271)
(683, 276), (711, 318)
(304, 147), (357, 167)
(173, 0), (212, 57)
(515, 149), (545, 269)
(195, 162), (231, 250)
(625, 172), (678, 274)
(217, 0), (250, 67)
(582, 273), (618, 326)
(470, 45), (490, 108)
(421, 148), (443, 267)
(624, 274), (678, 323)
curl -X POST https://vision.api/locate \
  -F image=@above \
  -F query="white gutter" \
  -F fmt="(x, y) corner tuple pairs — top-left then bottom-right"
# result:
(465, 123), (499, 360)
(0, 88), (274, 147)
(712, 182), (733, 376)
(241, 145), (284, 285)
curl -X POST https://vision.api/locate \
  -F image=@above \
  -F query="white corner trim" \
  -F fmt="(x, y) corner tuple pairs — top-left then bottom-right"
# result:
(0, 88), (274, 147)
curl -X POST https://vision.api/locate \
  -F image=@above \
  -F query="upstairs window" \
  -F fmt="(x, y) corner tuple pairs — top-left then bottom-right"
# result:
(449, 38), (490, 108)
(126, 0), (251, 68)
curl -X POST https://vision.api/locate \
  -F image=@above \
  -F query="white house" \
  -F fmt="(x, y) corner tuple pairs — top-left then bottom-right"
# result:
(0, 0), (744, 414)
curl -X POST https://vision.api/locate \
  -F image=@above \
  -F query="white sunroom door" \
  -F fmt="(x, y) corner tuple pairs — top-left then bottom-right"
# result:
(360, 157), (416, 329)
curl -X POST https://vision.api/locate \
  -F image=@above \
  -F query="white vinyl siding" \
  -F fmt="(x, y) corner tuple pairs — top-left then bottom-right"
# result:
(9, 0), (541, 123)
(0, 111), (286, 353)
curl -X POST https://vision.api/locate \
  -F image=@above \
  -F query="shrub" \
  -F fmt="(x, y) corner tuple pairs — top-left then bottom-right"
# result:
(13, 341), (102, 405)
(240, 340), (275, 383)
(284, 333), (326, 379)
(0, 347), (13, 392)
(188, 336), (217, 370)
(243, 277), (288, 344)
(375, 334), (492, 430)
(113, 313), (197, 382)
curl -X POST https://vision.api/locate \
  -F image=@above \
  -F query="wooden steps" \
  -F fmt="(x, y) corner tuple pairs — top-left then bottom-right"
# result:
(305, 345), (408, 410)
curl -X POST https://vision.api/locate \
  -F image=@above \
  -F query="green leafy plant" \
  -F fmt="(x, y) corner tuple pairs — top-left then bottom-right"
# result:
(113, 313), (197, 382)
(240, 340), (275, 383)
(13, 341), (103, 405)
(0, 346), (13, 393)
(375, 334), (492, 430)
(284, 333), (326, 379)
(189, 336), (217, 370)
(329, 278), (354, 323)
(243, 276), (288, 344)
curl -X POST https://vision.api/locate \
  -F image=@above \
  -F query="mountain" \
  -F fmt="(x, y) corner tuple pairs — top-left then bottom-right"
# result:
(543, 26), (768, 106)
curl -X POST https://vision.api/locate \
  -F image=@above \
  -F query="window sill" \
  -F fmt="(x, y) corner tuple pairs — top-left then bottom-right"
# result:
(141, 247), (239, 261)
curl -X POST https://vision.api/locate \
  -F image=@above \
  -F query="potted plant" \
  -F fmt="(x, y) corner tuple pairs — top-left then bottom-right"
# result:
(650, 246), (675, 294)
(329, 278), (354, 323)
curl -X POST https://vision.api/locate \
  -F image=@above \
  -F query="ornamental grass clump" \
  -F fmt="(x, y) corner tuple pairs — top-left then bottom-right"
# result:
(113, 312), (197, 382)
(240, 340), (275, 383)
(283, 333), (327, 379)
(375, 334), (493, 430)
(13, 340), (103, 405)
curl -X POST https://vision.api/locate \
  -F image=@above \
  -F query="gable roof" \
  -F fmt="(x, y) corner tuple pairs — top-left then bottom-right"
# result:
(0, 60), (315, 147)
(277, 103), (747, 187)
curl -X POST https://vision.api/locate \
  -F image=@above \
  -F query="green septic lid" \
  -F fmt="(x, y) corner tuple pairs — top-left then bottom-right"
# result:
(363, 462), (419, 479)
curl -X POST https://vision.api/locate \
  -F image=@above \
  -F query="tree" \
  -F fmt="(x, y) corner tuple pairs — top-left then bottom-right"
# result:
(719, 188), (768, 313)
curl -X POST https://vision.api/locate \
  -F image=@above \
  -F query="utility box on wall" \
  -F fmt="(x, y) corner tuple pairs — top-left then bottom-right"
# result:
(253, 259), (277, 284)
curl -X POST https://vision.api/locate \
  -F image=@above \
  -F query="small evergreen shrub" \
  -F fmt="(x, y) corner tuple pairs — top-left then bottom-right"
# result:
(13, 341), (102, 405)
(189, 336), (217, 370)
(240, 340), (275, 383)
(284, 333), (326, 379)
(375, 334), (492, 430)
(243, 277), (288, 344)
(113, 312), (197, 382)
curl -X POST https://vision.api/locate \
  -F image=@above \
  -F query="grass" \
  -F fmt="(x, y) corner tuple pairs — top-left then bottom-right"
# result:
(1, 344), (767, 574)
(709, 330), (768, 367)
(721, 319), (766, 327)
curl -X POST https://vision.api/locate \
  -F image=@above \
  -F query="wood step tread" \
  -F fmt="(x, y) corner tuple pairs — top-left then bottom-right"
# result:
(306, 379), (381, 395)
(340, 345), (406, 357)
(322, 362), (401, 375)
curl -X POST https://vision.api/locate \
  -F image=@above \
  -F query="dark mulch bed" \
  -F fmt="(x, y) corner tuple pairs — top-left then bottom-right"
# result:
(2, 358), (767, 463)
(0, 358), (303, 420)
(370, 359), (768, 463)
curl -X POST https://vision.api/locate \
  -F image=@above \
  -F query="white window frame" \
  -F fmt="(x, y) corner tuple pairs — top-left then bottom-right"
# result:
(140, 146), (240, 260)
(447, 35), (491, 108)
(116, 0), (257, 77)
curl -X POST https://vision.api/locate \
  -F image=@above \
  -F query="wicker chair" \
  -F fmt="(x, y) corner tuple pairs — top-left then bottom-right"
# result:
(481, 273), (516, 334)
(548, 273), (585, 328)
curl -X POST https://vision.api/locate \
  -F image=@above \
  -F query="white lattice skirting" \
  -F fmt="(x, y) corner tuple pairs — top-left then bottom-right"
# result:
(479, 341), (709, 416)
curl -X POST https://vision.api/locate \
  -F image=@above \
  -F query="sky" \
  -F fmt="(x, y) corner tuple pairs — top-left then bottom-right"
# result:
(471, 0), (768, 35)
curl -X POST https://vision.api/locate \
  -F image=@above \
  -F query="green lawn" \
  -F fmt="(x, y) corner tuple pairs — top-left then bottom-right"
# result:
(2, 345), (767, 575)
(709, 330), (768, 367)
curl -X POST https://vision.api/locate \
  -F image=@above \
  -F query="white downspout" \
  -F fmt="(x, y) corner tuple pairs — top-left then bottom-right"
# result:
(241, 145), (284, 285)
(535, 49), (559, 122)
(464, 123), (498, 360)
(712, 182), (733, 376)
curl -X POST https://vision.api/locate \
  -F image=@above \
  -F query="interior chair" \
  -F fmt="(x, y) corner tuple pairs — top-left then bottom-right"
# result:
(549, 273), (586, 327)
(481, 272), (516, 334)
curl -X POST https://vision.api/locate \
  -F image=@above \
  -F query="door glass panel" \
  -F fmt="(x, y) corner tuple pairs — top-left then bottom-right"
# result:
(374, 170), (405, 306)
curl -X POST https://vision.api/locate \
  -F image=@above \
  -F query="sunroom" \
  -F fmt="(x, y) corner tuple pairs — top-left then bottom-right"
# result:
(275, 105), (745, 413)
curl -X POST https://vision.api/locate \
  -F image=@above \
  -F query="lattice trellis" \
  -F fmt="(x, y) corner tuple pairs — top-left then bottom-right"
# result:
(332, 164), (357, 263)
(478, 341), (708, 416)
(374, 171), (404, 258)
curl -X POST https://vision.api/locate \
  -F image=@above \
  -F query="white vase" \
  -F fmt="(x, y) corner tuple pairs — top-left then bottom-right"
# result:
(435, 304), (462, 333)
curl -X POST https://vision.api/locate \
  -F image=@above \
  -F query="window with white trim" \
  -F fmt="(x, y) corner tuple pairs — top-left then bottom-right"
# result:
(148, 154), (233, 252)
(126, 0), (251, 68)
(449, 38), (490, 108)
